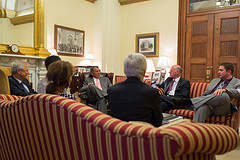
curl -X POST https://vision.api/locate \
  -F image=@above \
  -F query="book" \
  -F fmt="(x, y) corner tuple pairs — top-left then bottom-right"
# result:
(162, 113), (183, 124)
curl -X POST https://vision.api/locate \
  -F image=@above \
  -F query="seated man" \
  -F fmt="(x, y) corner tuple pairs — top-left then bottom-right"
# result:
(107, 53), (163, 127)
(175, 62), (240, 123)
(8, 59), (37, 96)
(80, 66), (112, 113)
(152, 65), (191, 112)
(37, 55), (61, 93)
(191, 62), (240, 123)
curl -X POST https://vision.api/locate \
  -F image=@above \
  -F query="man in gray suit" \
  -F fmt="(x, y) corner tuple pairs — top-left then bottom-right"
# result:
(192, 62), (240, 123)
(80, 66), (112, 113)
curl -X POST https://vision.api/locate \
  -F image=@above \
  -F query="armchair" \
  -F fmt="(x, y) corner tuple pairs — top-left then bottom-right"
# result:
(0, 66), (11, 94)
(69, 72), (114, 114)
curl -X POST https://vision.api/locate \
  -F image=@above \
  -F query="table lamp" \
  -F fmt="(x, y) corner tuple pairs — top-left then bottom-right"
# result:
(157, 56), (171, 83)
(83, 53), (95, 66)
(144, 59), (155, 85)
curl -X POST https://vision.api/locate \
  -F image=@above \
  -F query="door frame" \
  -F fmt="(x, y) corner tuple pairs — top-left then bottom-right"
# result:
(178, 0), (240, 79)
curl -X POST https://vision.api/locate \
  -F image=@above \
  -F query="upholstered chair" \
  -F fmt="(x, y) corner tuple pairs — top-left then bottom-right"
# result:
(0, 66), (11, 94)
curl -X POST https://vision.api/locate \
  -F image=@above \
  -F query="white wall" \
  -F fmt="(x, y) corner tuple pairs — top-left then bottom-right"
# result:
(44, 0), (179, 75)
(45, 0), (95, 66)
(120, 0), (179, 75)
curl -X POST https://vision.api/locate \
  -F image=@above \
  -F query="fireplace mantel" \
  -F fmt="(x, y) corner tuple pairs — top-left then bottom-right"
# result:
(0, 53), (47, 91)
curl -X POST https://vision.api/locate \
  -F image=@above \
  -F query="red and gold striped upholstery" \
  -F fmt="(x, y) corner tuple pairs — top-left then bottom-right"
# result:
(0, 94), (239, 160)
(115, 75), (127, 84)
(164, 82), (240, 131)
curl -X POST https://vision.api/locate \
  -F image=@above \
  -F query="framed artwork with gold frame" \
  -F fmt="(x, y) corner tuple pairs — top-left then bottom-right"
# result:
(54, 25), (85, 57)
(136, 32), (159, 57)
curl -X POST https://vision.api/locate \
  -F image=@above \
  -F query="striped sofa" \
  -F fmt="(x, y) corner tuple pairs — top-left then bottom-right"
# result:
(0, 94), (239, 160)
(164, 82), (240, 131)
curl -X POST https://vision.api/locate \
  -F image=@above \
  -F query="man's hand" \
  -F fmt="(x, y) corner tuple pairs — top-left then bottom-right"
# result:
(88, 82), (93, 85)
(213, 89), (226, 96)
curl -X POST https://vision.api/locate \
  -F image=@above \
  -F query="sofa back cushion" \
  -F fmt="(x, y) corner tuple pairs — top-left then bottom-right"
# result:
(190, 82), (209, 98)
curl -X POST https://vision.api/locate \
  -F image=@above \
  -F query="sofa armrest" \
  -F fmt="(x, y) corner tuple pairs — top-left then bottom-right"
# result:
(162, 122), (239, 156)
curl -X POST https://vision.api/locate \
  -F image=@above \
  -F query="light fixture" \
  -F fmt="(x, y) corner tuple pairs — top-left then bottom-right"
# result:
(84, 53), (95, 60)
(215, 0), (239, 6)
(82, 53), (95, 66)
(157, 56), (171, 84)
(144, 59), (155, 85)
(48, 49), (58, 55)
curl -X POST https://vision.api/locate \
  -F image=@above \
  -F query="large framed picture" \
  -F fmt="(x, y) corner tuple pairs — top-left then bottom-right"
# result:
(136, 32), (159, 57)
(54, 25), (85, 57)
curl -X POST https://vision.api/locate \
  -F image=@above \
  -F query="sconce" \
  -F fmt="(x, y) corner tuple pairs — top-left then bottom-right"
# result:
(157, 56), (171, 83)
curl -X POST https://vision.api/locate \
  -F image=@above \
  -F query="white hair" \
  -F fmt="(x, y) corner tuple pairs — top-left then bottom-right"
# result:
(124, 53), (146, 80)
(11, 59), (27, 74)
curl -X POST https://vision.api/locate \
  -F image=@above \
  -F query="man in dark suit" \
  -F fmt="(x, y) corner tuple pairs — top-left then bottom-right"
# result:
(153, 65), (190, 112)
(8, 60), (37, 96)
(80, 66), (112, 113)
(107, 53), (163, 127)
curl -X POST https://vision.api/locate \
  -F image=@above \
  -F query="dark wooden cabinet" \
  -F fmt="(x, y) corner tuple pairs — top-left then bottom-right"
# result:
(178, 0), (240, 82)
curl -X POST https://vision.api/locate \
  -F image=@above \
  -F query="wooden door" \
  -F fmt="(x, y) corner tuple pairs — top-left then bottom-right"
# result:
(213, 11), (240, 78)
(185, 14), (214, 82)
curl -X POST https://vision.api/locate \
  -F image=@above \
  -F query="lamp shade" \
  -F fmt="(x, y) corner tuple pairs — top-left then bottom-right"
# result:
(157, 56), (171, 68)
(84, 54), (95, 60)
(48, 49), (58, 55)
(146, 59), (155, 72)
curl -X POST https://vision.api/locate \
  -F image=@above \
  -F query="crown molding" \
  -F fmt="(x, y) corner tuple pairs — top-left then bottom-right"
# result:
(118, 0), (150, 5)
(85, 0), (97, 3)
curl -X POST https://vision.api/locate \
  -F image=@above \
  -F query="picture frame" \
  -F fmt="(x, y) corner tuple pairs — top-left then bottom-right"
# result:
(136, 32), (159, 57)
(54, 25), (85, 57)
(151, 70), (161, 84)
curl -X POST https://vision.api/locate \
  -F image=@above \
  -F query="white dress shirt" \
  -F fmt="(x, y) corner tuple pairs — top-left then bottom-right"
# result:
(168, 77), (180, 96)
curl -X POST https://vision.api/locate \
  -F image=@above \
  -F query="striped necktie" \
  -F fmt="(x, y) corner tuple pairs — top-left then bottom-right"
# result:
(167, 80), (175, 94)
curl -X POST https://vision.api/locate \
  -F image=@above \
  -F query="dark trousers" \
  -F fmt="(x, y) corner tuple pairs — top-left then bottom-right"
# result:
(160, 95), (186, 112)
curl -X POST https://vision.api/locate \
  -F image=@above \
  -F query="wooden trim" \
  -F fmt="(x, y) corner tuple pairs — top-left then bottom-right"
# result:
(10, 14), (34, 25)
(118, 0), (150, 5)
(85, 0), (97, 3)
(187, 5), (240, 17)
(177, 0), (187, 78)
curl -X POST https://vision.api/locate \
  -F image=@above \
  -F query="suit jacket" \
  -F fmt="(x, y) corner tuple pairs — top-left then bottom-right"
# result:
(107, 77), (163, 127)
(8, 75), (37, 96)
(156, 77), (190, 98)
(192, 77), (240, 108)
(80, 76), (112, 93)
(202, 77), (240, 98)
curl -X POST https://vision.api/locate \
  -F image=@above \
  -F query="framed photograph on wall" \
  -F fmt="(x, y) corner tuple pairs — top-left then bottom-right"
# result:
(136, 32), (159, 57)
(54, 25), (85, 57)
(152, 70), (161, 84)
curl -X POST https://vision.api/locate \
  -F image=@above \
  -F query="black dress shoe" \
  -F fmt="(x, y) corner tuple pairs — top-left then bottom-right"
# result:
(185, 105), (195, 111)
(231, 104), (238, 112)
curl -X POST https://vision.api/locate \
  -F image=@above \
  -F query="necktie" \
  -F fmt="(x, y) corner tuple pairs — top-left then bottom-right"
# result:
(96, 79), (102, 90)
(167, 80), (175, 94)
(216, 81), (225, 90)
(20, 82), (29, 93)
